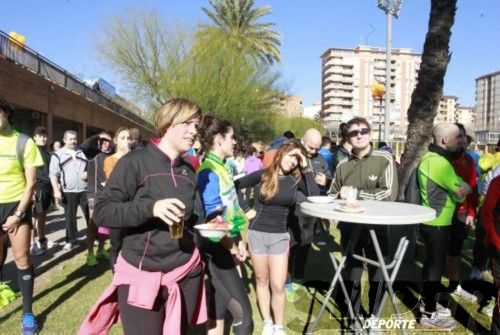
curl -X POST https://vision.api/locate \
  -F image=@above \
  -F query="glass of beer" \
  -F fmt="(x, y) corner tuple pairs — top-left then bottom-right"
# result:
(170, 214), (185, 239)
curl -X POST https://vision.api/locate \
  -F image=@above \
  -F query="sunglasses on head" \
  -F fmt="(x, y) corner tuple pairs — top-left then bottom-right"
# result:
(348, 128), (371, 138)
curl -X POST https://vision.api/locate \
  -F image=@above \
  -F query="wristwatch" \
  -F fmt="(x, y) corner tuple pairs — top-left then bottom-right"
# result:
(14, 210), (25, 220)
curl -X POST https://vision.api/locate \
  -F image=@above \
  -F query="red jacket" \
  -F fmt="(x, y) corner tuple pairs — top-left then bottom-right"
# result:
(482, 176), (500, 250)
(451, 153), (479, 218)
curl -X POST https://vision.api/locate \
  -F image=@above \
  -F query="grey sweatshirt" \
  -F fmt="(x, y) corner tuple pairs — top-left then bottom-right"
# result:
(49, 147), (88, 193)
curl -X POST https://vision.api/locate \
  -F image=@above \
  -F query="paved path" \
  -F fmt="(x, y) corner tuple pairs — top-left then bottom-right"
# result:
(2, 206), (90, 289)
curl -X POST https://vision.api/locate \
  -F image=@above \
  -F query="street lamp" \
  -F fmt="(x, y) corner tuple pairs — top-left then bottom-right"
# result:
(371, 82), (386, 144)
(377, 0), (402, 143)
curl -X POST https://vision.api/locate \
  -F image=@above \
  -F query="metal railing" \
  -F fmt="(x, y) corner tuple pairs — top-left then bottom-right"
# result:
(0, 30), (153, 130)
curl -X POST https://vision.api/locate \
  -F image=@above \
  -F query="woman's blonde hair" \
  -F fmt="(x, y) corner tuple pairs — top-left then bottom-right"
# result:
(155, 98), (203, 137)
(260, 139), (306, 201)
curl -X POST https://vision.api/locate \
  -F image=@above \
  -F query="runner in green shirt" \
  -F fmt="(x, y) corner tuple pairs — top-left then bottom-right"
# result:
(0, 98), (43, 335)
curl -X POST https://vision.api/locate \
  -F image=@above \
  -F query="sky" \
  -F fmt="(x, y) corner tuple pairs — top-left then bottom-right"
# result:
(1, 0), (499, 108)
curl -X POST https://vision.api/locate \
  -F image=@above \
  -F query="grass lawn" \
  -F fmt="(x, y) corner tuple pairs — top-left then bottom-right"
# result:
(0, 226), (495, 334)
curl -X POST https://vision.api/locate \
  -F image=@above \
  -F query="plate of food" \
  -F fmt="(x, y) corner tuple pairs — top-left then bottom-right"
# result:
(194, 222), (231, 238)
(335, 202), (365, 213)
(307, 196), (335, 204)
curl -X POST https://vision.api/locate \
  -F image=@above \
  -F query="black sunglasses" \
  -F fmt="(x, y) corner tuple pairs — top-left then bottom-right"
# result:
(348, 128), (371, 138)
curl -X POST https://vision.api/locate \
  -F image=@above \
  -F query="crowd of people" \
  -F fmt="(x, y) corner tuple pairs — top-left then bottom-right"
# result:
(0, 95), (499, 334)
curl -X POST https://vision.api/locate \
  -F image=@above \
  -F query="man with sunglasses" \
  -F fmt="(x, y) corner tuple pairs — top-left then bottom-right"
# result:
(328, 117), (398, 324)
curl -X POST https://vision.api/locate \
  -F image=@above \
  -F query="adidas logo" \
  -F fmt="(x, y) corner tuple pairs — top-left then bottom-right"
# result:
(368, 175), (378, 181)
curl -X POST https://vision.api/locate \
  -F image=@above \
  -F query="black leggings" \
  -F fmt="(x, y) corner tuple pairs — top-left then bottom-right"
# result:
(204, 242), (253, 335)
(473, 210), (489, 272)
(420, 224), (450, 313)
(117, 265), (203, 335)
(63, 192), (89, 242)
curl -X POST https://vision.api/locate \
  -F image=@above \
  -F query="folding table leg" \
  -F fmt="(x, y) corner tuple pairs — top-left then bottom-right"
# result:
(306, 225), (362, 334)
(370, 231), (409, 335)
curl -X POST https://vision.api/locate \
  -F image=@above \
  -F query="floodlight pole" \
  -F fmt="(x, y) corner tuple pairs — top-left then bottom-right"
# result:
(377, 0), (402, 143)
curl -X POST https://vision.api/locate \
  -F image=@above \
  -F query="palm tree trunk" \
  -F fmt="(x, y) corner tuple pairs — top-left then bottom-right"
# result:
(397, 0), (457, 199)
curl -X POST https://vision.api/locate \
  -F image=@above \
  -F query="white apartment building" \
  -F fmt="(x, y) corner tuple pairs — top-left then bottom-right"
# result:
(475, 71), (500, 144)
(435, 96), (475, 135)
(436, 95), (458, 123)
(455, 105), (475, 135)
(321, 45), (421, 140)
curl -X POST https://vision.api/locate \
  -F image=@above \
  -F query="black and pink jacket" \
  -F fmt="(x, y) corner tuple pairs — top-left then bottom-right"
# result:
(93, 139), (202, 272)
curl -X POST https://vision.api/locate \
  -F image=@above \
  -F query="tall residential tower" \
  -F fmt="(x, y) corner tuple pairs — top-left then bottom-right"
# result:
(321, 45), (421, 140)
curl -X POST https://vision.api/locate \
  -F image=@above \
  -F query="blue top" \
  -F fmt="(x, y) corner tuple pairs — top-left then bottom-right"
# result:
(467, 150), (481, 185)
(197, 169), (223, 216)
(318, 147), (333, 175)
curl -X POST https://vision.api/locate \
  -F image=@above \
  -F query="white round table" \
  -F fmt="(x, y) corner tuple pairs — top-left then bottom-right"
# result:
(300, 199), (436, 334)
(300, 199), (436, 225)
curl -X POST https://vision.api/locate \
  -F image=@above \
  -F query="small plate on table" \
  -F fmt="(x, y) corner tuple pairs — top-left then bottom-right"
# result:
(194, 223), (231, 238)
(307, 196), (335, 204)
(335, 203), (365, 213)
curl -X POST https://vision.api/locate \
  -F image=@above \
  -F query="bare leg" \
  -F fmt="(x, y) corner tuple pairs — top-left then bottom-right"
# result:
(251, 251), (271, 321)
(9, 224), (32, 269)
(269, 252), (289, 326)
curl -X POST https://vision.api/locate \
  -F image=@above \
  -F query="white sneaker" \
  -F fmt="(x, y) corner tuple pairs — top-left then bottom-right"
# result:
(451, 285), (478, 303)
(261, 320), (274, 335)
(420, 312), (456, 330)
(44, 239), (55, 249)
(419, 300), (451, 317)
(273, 325), (287, 335)
(62, 242), (77, 250)
(480, 297), (496, 317)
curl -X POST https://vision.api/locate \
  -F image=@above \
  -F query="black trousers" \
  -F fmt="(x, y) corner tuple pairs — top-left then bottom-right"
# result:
(117, 264), (203, 335)
(63, 192), (89, 243)
(419, 224), (450, 313)
(473, 210), (489, 272)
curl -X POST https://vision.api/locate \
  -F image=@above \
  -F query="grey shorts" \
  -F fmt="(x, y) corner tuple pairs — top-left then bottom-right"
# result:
(248, 230), (290, 256)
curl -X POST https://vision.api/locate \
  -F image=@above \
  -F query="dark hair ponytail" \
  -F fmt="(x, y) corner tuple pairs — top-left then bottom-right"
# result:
(198, 115), (233, 155)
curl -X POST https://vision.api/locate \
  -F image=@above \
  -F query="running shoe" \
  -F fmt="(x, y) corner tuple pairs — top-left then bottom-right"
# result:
(62, 242), (77, 251)
(451, 285), (478, 303)
(273, 324), (287, 335)
(285, 282), (301, 303)
(30, 243), (45, 256)
(419, 300), (451, 317)
(480, 297), (495, 317)
(86, 253), (98, 267)
(419, 312), (456, 330)
(261, 319), (274, 335)
(21, 313), (38, 335)
(96, 249), (110, 260)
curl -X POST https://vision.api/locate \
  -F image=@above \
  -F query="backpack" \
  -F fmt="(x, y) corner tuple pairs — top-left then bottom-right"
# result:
(399, 165), (422, 262)
(404, 167), (421, 204)
(16, 133), (29, 169)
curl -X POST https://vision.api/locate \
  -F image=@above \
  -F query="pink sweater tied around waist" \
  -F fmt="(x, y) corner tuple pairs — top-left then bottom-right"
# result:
(79, 249), (206, 335)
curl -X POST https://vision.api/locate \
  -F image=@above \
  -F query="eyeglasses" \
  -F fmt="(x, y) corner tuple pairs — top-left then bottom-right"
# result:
(348, 128), (371, 138)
